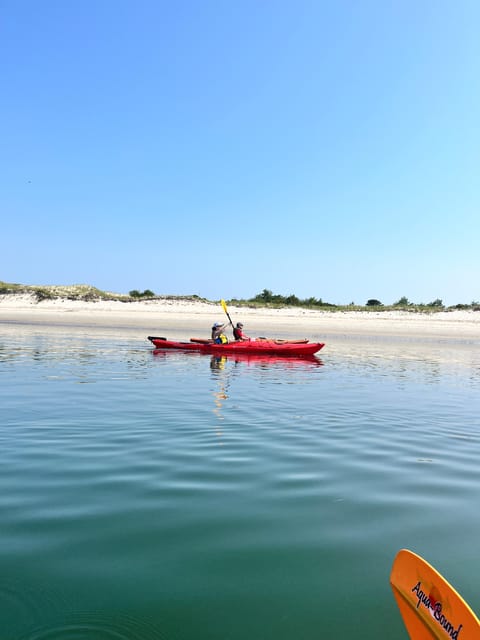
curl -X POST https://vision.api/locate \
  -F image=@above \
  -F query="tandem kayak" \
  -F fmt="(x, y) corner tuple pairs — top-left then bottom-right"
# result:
(147, 336), (325, 356)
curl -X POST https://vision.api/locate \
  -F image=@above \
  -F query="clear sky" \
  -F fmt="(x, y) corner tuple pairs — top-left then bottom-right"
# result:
(1, 1), (479, 306)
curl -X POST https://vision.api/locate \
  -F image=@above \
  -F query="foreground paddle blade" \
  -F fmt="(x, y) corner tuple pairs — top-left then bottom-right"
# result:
(390, 549), (480, 639)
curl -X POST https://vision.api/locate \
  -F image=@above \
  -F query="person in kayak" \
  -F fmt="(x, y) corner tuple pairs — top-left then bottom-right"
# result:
(233, 322), (250, 341)
(211, 322), (229, 344)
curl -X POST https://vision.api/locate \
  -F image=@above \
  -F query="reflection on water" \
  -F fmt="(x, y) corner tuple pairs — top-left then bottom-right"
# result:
(322, 336), (480, 388)
(0, 330), (152, 384)
(151, 349), (325, 426)
(1, 325), (480, 640)
(210, 354), (228, 372)
(153, 348), (323, 368)
(211, 356), (229, 429)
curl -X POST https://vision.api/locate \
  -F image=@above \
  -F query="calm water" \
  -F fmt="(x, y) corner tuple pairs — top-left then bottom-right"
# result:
(1, 325), (480, 639)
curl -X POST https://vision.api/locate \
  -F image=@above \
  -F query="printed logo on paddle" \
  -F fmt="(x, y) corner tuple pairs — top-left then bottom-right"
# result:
(411, 581), (463, 638)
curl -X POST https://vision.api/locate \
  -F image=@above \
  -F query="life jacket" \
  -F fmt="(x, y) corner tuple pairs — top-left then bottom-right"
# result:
(233, 327), (241, 340)
(215, 333), (228, 344)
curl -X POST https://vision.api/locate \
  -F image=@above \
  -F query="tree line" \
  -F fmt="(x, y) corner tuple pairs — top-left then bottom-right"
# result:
(229, 290), (480, 311)
(127, 287), (479, 310)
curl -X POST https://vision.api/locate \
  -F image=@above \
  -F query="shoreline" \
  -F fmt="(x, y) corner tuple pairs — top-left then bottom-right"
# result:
(1, 294), (479, 343)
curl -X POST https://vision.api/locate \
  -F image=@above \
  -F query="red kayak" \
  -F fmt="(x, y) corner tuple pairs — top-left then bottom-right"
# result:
(147, 336), (325, 356)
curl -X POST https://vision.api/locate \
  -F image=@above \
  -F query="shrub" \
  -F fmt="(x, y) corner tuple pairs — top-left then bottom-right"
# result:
(366, 299), (383, 306)
(254, 289), (274, 303)
(34, 288), (54, 301)
(129, 289), (156, 299)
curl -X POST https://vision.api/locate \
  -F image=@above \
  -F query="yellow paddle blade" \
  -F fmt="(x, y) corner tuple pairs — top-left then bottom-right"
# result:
(390, 549), (480, 639)
(221, 299), (228, 314)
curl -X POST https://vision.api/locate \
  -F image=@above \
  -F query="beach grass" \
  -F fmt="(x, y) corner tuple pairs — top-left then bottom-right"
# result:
(1, 280), (479, 313)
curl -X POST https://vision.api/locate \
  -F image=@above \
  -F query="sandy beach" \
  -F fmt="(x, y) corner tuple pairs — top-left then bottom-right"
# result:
(1, 294), (479, 344)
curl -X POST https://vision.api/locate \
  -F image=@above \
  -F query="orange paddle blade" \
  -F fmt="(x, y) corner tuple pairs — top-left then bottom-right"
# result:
(390, 549), (480, 639)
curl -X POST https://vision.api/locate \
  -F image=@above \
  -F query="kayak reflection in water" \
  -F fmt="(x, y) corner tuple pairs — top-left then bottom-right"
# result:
(233, 322), (250, 341)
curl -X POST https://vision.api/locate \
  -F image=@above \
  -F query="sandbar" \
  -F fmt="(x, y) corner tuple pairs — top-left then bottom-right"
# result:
(1, 294), (479, 344)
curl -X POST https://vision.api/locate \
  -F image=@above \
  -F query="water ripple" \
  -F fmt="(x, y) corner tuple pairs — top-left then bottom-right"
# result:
(2, 327), (480, 640)
(19, 612), (166, 640)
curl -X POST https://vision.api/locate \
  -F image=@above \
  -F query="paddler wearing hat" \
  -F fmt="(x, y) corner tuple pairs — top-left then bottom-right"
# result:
(211, 322), (229, 344)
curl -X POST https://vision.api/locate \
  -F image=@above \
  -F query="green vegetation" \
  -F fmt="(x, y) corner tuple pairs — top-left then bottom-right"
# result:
(0, 281), (209, 304)
(228, 289), (480, 313)
(0, 282), (130, 302)
(129, 289), (156, 298)
(1, 281), (479, 312)
(241, 288), (337, 308)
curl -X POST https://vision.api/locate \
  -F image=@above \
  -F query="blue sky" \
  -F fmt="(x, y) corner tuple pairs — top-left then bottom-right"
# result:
(1, 1), (479, 305)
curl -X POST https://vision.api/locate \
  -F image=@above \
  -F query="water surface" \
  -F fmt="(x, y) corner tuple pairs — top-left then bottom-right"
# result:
(1, 325), (480, 639)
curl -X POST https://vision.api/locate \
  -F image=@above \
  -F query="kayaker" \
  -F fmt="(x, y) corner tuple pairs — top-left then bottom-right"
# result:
(233, 322), (250, 341)
(211, 322), (229, 344)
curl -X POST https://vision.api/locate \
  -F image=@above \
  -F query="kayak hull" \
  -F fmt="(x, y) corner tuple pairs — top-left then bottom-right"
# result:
(148, 336), (324, 356)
